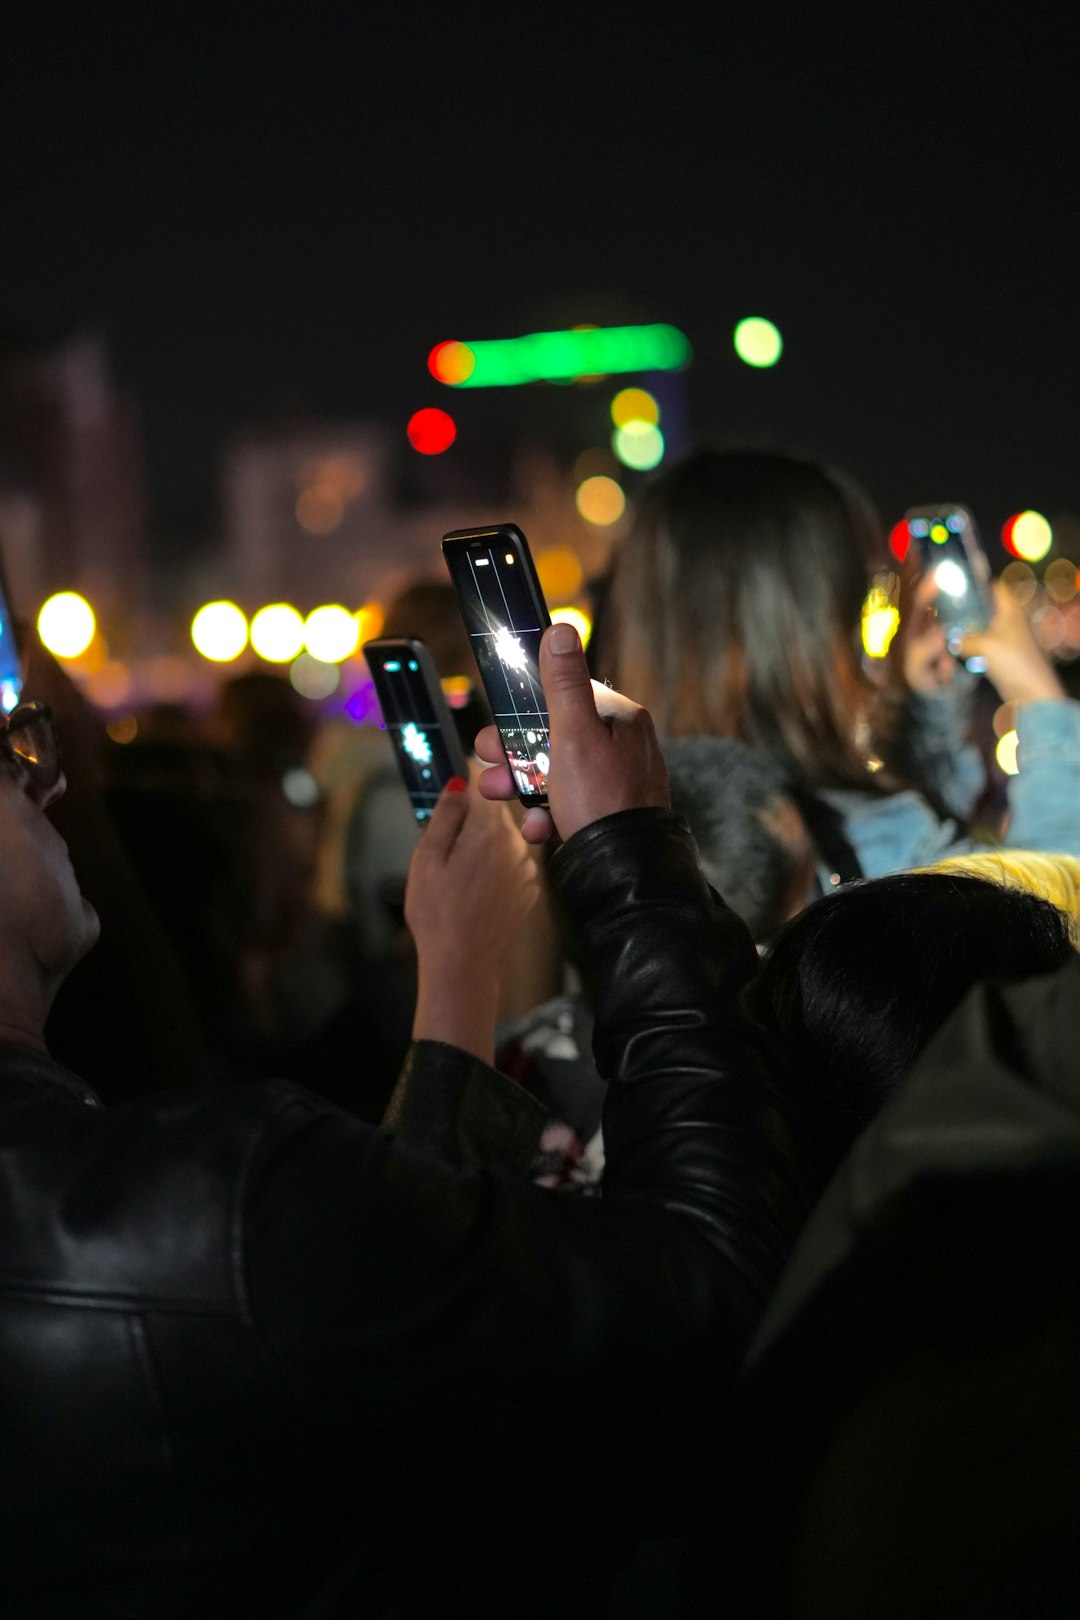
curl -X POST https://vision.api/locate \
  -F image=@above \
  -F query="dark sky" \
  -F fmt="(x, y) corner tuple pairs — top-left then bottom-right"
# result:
(3, 3), (1078, 547)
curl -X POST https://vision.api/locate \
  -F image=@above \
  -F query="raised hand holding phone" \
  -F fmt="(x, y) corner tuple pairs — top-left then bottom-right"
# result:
(405, 771), (541, 1064)
(476, 621), (669, 844)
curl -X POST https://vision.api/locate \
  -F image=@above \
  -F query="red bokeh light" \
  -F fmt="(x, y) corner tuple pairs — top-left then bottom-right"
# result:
(1001, 514), (1020, 557)
(888, 520), (910, 564)
(407, 407), (457, 455)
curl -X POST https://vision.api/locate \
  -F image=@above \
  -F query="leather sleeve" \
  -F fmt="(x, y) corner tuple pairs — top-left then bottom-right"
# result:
(382, 1038), (547, 1174)
(551, 807), (810, 1315)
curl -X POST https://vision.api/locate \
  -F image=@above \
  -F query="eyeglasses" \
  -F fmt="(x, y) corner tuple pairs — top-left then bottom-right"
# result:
(0, 703), (62, 802)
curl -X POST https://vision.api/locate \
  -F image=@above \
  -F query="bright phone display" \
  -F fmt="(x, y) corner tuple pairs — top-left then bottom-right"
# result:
(0, 557), (23, 714)
(442, 524), (552, 806)
(904, 504), (993, 651)
(363, 638), (469, 824)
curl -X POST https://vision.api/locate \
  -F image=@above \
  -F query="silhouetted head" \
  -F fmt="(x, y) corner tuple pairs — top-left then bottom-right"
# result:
(750, 871), (1074, 1186)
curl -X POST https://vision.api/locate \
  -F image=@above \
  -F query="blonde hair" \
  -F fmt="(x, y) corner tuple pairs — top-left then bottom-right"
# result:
(919, 851), (1080, 946)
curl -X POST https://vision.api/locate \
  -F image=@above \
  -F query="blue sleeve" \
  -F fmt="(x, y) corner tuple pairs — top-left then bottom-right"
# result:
(1004, 701), (1080, 857)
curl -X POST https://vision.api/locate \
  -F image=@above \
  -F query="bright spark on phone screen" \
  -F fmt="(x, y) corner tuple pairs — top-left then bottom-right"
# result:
(402, 723), (433, 764)
(494, 626), (528, 671)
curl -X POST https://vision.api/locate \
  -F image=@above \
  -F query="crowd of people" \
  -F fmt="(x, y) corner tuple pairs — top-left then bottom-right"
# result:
(2, 443), (1079, 1617)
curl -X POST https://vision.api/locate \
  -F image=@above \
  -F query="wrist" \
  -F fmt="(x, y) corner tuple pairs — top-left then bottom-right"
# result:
(413, 959), (500, 1066)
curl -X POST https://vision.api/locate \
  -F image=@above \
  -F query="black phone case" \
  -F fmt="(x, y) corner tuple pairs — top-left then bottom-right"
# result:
(363, 637), (469, 823)
(442, 524), (553, 807)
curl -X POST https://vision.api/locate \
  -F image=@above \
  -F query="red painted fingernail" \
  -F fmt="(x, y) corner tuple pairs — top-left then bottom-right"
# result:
(446, 776), (467, 794)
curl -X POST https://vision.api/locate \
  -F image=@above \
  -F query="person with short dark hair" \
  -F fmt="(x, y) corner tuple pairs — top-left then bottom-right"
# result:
(0, 631), (807, 1617)
(749, 868), (1075, 1188)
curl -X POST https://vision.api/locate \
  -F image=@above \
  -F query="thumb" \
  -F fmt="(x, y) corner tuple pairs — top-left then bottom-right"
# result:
(540, 623), (599, 737)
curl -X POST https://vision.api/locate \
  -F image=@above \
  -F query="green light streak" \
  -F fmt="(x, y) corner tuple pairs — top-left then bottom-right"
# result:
(445, 324), (692, 387)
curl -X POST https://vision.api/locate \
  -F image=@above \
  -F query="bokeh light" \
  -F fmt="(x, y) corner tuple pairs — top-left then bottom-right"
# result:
(536, 547), (585, 600)
(106, 715), (139, 745)
(38, 592), (96, 658)
(407, 407), (456, 455)
(613, 421), (664, 471)
(1044, 558), (1078, 603)
(992, 702), (1017, 739)
(888, 521), (911, 564)
(1032, 605), (1066, 652)
(251, 604), (305, 662)
(733, 317), (783, 368)
(441, 675), (473, 709)
(995, 729), (1020, 776)
(610, 387), (659, 428)
(1004, 510), (1052, 562)
(575, 474), (626, 526)
(355, 602), (385, 644)
(430, 324), (690, 388)
(296, 485), (345, 534)
(290, 654), (341, 700)
(550, 605), (593, 647)
(83, 661), (133, 709)
(861, 584), (901, 658)
(192, 600), (248, 662)
(428, 341), (476, 385)
(1000, 560), (1037, 605)
(304, 604), (360, 663)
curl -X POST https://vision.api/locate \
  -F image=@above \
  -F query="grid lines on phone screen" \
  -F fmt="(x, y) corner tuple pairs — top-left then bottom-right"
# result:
(454, 544), (551, 800)
(374, 657), (458, 823)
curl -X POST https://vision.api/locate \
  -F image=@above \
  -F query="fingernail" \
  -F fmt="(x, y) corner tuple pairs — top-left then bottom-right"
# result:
(548, 622), (578, 654)
(446, 776), (467, 794)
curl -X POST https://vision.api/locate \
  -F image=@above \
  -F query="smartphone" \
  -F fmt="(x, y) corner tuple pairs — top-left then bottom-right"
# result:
(362, 637), (470, 824)
(904, 504), (993, 652)
(0, 550), (23, 714)
(442, 523), (552, 807)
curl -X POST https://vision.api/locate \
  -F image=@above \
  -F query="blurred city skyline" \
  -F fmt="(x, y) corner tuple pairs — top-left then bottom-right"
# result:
(3, 5), (1078, 548)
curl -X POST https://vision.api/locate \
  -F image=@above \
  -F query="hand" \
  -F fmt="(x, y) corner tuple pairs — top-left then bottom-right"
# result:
(895, 569), (956, 694)
(405, 771), (540, 1062)
(475, 621), (669, 845)
(960, 581), (1065, 707)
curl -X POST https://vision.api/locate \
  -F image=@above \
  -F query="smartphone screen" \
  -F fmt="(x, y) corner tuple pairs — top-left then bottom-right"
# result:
(905, 504), (993, 651)
(0, 560), (23, 713)
(364, 639), (469, 824)
(442, 525), (552, 805)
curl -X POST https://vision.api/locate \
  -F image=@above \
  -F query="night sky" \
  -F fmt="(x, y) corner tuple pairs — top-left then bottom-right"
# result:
(3, 4), (1078, 550)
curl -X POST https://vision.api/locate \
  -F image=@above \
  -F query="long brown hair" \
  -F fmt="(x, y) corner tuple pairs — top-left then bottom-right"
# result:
(604, 446), (887, 790)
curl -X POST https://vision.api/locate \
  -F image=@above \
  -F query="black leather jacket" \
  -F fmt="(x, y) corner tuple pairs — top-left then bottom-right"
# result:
(0, 809), (806, 1618)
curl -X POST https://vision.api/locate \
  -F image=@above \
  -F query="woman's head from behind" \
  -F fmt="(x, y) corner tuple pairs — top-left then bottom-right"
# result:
(751, 871), (1074, 1188)
(606, 445), (884, 786)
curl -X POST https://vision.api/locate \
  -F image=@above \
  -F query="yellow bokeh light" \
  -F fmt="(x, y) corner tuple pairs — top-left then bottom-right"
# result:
(536, 547), (585, 601)
(250, 604), (306, 663)
(304, 604), (360, 663)
(355, 602), (385, 644)
(296, 485), (345, 535)
(38, 592), (96, 659)
(575, 474), (626, 527)
(862, 604), (901, 659)
(995, 729), (1020, 776)
(1011, 510), (1052, 563)
(611, 387), (659, 428)
(550, 605), (593, 647)
(192, 600), (248, 662)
